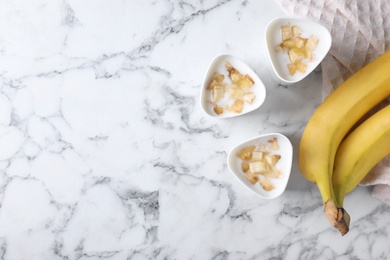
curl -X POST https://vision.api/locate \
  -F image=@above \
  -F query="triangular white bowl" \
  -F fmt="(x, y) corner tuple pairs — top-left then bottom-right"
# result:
(227, 133), (293, 199)
(200, 54), (266, 118)
(265, 17), (332, 84)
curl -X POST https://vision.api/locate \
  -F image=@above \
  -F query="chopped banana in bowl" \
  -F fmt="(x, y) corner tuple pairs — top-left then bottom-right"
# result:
(200, 54), (266, 118)
(227, 133), (293, 199)
(265, 17), (332, 84)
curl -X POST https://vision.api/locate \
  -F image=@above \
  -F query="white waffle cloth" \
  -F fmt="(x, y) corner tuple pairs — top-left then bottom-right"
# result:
(275, 0), (390, 205)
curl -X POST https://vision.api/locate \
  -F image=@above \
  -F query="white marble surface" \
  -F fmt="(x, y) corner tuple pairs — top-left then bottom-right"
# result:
(0, 0), (389, 259)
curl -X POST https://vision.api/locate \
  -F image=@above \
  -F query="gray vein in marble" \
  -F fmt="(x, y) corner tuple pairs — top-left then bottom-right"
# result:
(0, 174), (11, 208)
(0, 239), (6, 260)
(131, 0), (233, 59)
(72, 239), (122, 259)
(154, 158), (229, 194)
(145, 225), (158, 244)
(148, 66), (172, 78)
(353, 203), (390, 229)
(88, 135), (109, 143)
(178, 1), (196, 11)
(179, 114), (229, 138)
(2, 0), (235, 93)
(62, 0), (79, 28)
(179, 105), (229, 138)
(127, 249), (162, 260)
(280, 199), (322, 218)
(83, 250), (122, 259)
(143, 84), (228, 138)
(153, 161), (189, 176)
(211, 250), (229, 260)
(53, 240), (67, 260)
(217, 181), (259, 222)
(144, 100), (174, 130)
(119, 190), (160, 221)
(229, 209), (252, 221)
(91, 176), (111, 186)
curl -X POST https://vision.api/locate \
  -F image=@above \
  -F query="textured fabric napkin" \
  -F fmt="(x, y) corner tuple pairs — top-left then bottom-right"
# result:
(275, 0), (390, 205)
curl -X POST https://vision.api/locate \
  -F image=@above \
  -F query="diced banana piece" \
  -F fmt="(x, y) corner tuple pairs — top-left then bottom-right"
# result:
(296, 62), (307, 73)
(275, 44), (285, 52)
(306, 35), (319, 51)
(230, 99), (244, 113)
(249, 161), (270, 174)
(257, 143), (268, 152)
(228, 87), (244, 100)
(281, 37), (307, 49)
(207, 79), (218, 90)
(304, 47), (313, 61)
(237, 145), (256, 160)
(268, 137), (279, 150)
(288, 47), (306, 63)
(211, 85), (225, 102)
(241, 161), (250, 173)
(225, 62), (242, 83)
(243, 93), (255, 104)
(252, 151), (264, 162)
(259, 178), (275, 191)
(225, 61), (233, 70)
(281, 38), (298, 49)
(214, 74), (224, 83)
(288, 63), (297, 76)
(245, 171), (259, 184)
(289, 61), (307, 75)
(237, 75), (254, 89)
(213, 106), (224, 115)
(295, 37), (307, 49)
(262, 167), (282, 179)
(271, 166), (282, 178)
(265, 154), (281, 166)
(281, 24), (293, 40)
(229, 70), (242, 83)
(292, 25), (302, 36)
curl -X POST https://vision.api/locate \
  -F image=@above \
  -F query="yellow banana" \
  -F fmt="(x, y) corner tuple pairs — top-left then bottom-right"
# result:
(333, 105), (390, 207)
(298, 51), (390, 235)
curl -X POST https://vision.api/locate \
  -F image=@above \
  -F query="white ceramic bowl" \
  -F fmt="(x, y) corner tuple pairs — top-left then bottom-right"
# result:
(200, 54), (266, 118)
(265, 17), (332, 84)
(227, 133), (293, 199)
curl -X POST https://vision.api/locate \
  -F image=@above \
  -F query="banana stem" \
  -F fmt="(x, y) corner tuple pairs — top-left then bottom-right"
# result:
(335, 189), (346, 208)
(324, 200), (350, 236)
(316, 179), (349, 235)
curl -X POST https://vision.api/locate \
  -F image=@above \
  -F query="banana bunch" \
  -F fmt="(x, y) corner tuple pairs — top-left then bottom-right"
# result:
(333, 104), (390, 208)
(298, 51), (390, 235)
